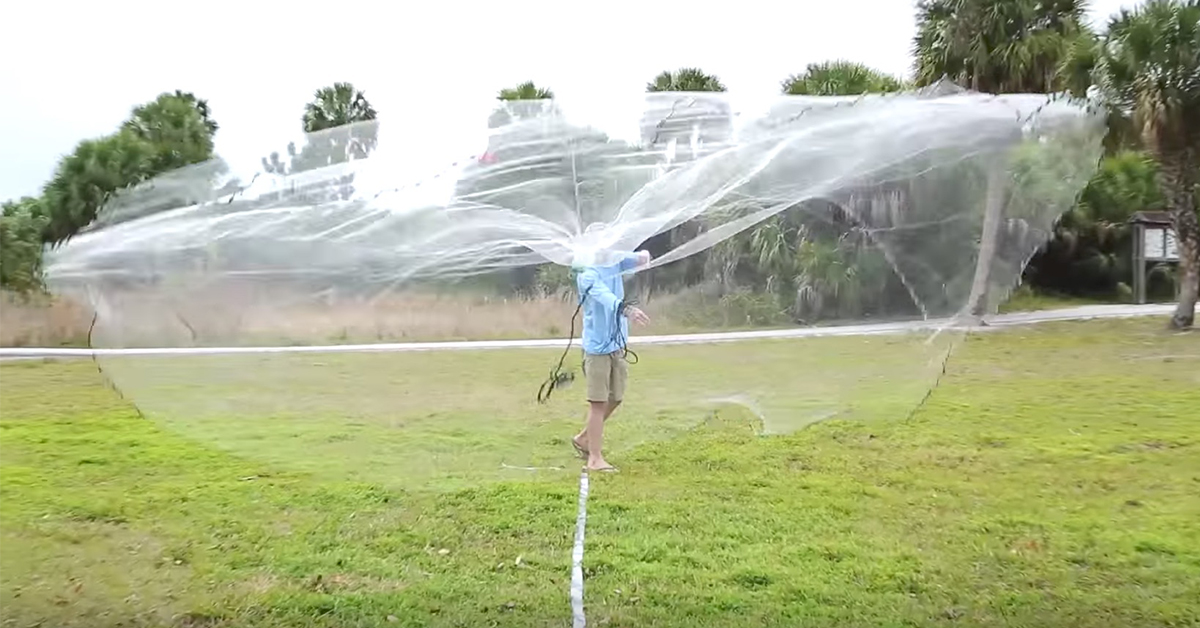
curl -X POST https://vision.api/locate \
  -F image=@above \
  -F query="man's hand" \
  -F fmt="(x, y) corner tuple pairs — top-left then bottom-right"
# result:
(635, 250), (652, 267)
(625, 305), (650, 326)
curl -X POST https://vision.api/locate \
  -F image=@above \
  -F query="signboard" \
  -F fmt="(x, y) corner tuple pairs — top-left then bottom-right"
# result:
(1143, 226), (1180, 261)
(1166, 230), (1179, 260)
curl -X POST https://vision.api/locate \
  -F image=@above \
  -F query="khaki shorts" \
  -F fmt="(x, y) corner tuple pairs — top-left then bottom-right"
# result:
(583, 351), (628, 403)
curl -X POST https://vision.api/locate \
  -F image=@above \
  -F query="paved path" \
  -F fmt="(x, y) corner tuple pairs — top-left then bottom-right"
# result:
(0, 303), (1185, 360)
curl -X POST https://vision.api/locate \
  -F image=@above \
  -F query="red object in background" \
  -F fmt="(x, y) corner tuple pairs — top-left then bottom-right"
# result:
(478, 151), (499, 164)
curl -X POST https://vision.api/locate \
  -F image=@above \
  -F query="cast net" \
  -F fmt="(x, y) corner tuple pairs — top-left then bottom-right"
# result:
(43, 83), (1106, 488)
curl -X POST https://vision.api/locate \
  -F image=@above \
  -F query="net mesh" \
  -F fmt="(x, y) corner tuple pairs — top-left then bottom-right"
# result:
(43, 85), (1107, 488)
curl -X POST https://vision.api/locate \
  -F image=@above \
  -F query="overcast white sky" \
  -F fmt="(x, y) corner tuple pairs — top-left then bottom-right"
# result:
(0, 0), (1138, 202)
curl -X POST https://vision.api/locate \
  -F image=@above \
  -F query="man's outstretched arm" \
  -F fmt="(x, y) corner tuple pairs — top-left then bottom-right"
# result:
(619, 250), (653, 272)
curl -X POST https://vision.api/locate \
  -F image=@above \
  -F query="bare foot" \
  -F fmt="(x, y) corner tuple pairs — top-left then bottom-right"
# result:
(586, 457), (618, 472)
(571, 436), (588, 459)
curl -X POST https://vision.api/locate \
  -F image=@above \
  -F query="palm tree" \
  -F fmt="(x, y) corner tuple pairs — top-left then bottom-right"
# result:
(645, 68), (727, 93)
(781, 61), (903, 96)
(121, 90), (218, 173)
(1073, 0), (1200, 328)
(497, 81), (554, 101)
(639, 68), (730, 287)
(301, 82), (377, 133)
(771, 63), (909, 321)
(642, 67), (729, 147)
(266, 82), (379, 177)
(913, 0), (1089, 93)
(490, 81), (556, 129)
(913, 0), (1089, 319)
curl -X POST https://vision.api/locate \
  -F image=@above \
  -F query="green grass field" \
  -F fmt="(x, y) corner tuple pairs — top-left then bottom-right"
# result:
(1, 318), (1198, 627)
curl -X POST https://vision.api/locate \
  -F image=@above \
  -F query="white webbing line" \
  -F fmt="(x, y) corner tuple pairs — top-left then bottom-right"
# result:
(570, 469), (590, 628)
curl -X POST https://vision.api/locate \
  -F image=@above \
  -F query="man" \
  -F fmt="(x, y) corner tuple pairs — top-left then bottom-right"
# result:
(571, 248), (652, 472)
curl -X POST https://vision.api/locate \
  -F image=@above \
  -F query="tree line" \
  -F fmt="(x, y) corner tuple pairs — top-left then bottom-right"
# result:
(1, 0), (1197, 328)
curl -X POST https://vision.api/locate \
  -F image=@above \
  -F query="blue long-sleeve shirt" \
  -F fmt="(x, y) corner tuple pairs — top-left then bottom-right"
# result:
(576, 252), (641, 355)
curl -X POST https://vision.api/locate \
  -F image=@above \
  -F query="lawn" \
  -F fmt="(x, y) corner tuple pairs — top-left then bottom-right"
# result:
(1, 318), (1198, 627)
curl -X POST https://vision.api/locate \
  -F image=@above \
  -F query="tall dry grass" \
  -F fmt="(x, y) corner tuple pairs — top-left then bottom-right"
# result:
(0, 292), (94, 347)
(0, 285), (749, 348)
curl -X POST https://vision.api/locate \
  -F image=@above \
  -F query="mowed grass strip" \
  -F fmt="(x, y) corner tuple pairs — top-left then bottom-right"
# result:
(1, 318), (1198, 627)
